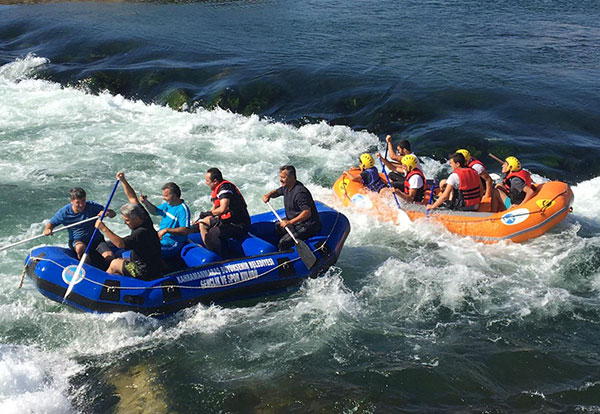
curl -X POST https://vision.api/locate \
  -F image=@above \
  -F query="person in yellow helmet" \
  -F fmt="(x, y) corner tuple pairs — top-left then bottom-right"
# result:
(345, 153), (387, 193)
(491, 156), (535, 212)
(456, 149), (493, 199)
(394, 154), (426, 202)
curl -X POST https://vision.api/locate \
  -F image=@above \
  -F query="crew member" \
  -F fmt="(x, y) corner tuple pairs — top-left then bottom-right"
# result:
(427, 152), (482, 212)
(456, 149), (493, 199)
(395, 154), (426, 202)
(344, 153), (387, 193)
(262, 165), (321, 251)
(162, 168), (250, 258)
(44, 187), (116, 267)
(385, 135), (422, 184)
(95, 172), (162, 279)
(492, 156), (535, 212)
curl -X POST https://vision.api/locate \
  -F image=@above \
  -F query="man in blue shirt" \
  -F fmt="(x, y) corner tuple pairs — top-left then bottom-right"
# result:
(44, 187), (116, 265)
(137, 182), (191, 258)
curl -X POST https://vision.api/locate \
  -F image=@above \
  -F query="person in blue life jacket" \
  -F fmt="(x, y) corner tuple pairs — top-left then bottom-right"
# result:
(491, 156), (536, 212)
(379, 154), (426, 202)
(138, 182), (190, 258)
(427, 152), (482, 212)
(43, 187), (116, 267)
(344, 153), (387, 193)
(262, 165), (322, 251)
(162, 168), (250, 258)
(455, 148), (493, 199)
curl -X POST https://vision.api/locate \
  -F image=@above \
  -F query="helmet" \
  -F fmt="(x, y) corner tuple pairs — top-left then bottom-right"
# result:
(505, 156), (521, 172)
(401, 154), (418, 171)
(360, 153), (375, 169)
(456, 149), (471, 163)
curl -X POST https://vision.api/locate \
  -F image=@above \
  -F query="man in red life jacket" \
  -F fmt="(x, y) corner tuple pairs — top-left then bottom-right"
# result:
(456, 149), (493, 199)
(162, 168), (250, 258)
(427, 152), (482, 212)
(379, 153), (426, 202)
(491, 156), (535, 212)
(344, 153), (387, 193)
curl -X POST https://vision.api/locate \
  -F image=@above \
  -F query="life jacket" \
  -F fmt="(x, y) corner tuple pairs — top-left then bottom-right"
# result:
(363, 167), (387, 193)
(468, 157), (486, 173)
(503, 169), (533, 203)
(454, 167), (481, 208)
(403, 168), (426, 202)
(210, 180), (246, 222)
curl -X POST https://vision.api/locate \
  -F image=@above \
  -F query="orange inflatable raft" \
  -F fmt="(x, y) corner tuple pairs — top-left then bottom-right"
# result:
(333, 168), (574, 243)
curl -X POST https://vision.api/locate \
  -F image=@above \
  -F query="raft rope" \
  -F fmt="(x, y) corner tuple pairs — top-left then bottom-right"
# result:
(22, 211), (342, 292)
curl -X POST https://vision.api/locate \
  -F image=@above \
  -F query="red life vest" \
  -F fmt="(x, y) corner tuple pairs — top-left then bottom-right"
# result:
(404, 168), (426, 202)
(504, 169), (532, 189)
(468, 157), (486, 173)
(455, 167), (481, 207)
(210, 180), (246, 221)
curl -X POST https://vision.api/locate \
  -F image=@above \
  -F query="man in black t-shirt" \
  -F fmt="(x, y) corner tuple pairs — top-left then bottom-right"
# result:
(262, 165), (322, 251)
(163, 168), (250, 258)
(95, 172), (163, 280)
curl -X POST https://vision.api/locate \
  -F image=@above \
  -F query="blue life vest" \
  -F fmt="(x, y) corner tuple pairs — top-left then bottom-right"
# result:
(362, 167), (387, 193)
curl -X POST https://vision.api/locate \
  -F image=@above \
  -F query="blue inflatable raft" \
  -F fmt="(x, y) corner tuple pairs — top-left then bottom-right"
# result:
(24, 202), (350, 315)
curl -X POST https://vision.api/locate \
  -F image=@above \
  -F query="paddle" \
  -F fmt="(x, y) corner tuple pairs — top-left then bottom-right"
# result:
(379, 147), (402, 209)
(63, 179), (120, 300)
(266, 201), (317, 270)
(489, 153), (505, 165)
(0, 216), (99, 252)
(425, 180), (436, 217)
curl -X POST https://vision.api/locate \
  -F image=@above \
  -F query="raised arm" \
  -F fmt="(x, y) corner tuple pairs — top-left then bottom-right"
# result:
(116, 171), (138, 204)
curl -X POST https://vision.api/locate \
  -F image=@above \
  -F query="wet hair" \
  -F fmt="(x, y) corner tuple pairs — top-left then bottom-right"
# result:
(206, 167), (223, 182)
(279, 165), (296, 178)
(69, 187), (86, 200)
(398, 140), (411, 151)
(161, 182), (181, 198)
(120, 203), (145, 220)
(449, 152), (467, 168)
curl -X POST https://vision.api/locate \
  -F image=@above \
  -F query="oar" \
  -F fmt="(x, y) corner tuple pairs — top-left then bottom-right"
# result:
(489, 153), (505, 165)
(379, 147), (402, 209)
(425, 180), (436, 217)
(0, 216), (99, 252)
(63, 179), (120, 300)
(266, 201), (317, 270)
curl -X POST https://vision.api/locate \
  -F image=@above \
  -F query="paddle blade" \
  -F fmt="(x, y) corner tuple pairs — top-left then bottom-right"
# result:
(295, 239), (317, 270)
(64, 253), (86, 300)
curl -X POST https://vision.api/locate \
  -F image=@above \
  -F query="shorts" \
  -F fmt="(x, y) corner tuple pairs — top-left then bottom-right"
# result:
(122, 259), (142, 278)
(70, 238), (112, 255)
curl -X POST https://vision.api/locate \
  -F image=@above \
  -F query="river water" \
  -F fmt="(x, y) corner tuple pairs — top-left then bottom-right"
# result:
(1, 1), (600, 413)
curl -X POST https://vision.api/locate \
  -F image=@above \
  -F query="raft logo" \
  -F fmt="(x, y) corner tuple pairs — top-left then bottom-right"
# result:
(61, 265), (85, 286)
(501, 208), (530, 226)
(351, 194), (373, 209)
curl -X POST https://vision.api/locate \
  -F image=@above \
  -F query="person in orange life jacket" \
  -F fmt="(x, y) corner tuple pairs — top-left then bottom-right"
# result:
(163, 168), (250, 258)
(491, 156), (535, 213)
(378, 153), (426, 202)
(427, 152), (482, 212)
(344, 153), (387, 193)
(262, 165), (322, 251)
(384, 135), (422, 185)
(456, 149), (493, 199)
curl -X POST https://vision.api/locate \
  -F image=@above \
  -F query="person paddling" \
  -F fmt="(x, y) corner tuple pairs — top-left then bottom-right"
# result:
(491, 156), (535, 212)
(344, 153), (387, 193)
(427, 152), (482, 212)
(456, 149), (493, 199)
(94, 172), (162, 279)
(44, 187), (116, 268)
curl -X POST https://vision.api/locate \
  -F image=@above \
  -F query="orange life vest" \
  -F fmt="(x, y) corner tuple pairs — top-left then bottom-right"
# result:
(403, 168), (426, 202)
(210, 180), (246, 221)
(455, 167), (481, 207)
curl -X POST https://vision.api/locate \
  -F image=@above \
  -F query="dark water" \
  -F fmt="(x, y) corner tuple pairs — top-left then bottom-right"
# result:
(2, 0), (600, 180)
(1, 1), (600, 413)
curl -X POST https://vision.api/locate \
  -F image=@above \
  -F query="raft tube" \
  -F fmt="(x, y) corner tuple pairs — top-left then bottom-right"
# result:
(333, 168), (573, 243)
(24, 202), (350, 315)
